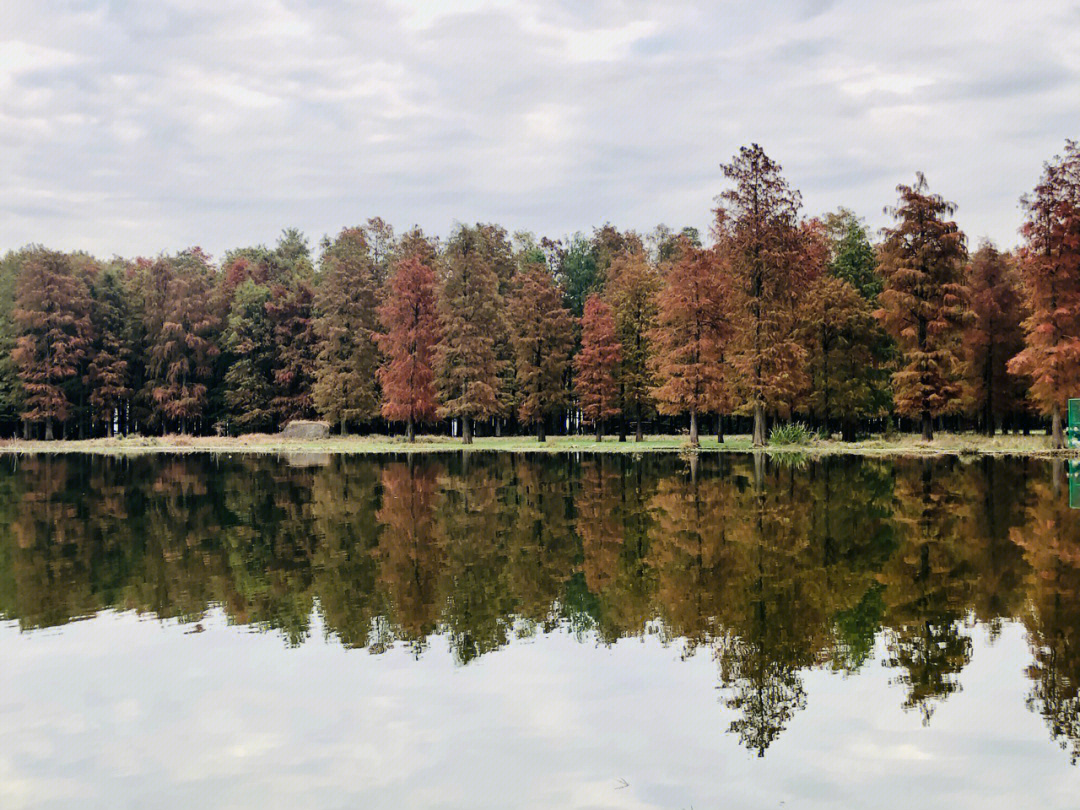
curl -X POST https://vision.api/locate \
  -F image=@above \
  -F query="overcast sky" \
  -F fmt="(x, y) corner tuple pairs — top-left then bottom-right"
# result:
(2, 0), (1078, 260)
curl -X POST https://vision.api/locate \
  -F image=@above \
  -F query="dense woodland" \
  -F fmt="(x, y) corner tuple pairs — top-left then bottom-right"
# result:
(2, 452), (1078, 758)
(2, 141), (1078, 447)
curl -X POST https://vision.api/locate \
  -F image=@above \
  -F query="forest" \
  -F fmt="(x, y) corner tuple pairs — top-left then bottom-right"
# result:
(1, 141), (1078, 447)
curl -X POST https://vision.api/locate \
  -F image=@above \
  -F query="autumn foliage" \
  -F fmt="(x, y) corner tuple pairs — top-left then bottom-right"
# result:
(376, 256), (441, 441)
(1008, 141), (1080, 447)
(574, 295), (621, 440)
(876, 175), (968, 440)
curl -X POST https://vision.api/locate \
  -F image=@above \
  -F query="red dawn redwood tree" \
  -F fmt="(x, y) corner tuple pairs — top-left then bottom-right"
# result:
(714, 144), (808, 447)
(436, 225), (505, 443)
(574, 294), (621, 441)
(143, 250), (221, 434)
(376, 255), (441, 441)
(11, 250), (93, 439)
(649, 245), (732, 447)
(1008, 141), (1080, 448)
(266, 281), (317, 424)
(507, 262), (575, 441)
(962, 242), (1027, 435)
(876, 174), (968, 441)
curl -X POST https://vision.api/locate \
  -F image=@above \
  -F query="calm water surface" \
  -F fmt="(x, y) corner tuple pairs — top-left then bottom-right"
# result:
(2, 452), (1080, 809)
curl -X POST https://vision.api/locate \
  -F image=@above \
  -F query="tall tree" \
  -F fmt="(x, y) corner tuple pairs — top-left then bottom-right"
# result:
(86, 263), (132, 435)
(876, 174), (968, 441)
(1008, 141), (1080, 448)
(142, 250), (221, 434)
(0, 251), (26, 434)
(266, 281), (317, 425)
(436, 225), (505, 443)
(11, 250), (93, 439)
(222, 279), (275, 433)
(311, 227), (381, 434)
(962, 242), (1027, 435)
(607, 250), (659, 441)
(796, 274), (884, 439)
(376, 255), (441, 441)
(507, 262), (575, 441)
(714, 144), (808, 446)
(574, 295), (622, 441)
(649, 245), (732, 447)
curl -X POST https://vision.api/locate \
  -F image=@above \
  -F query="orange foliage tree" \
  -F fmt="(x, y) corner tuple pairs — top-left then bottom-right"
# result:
(12, 250), (94, 439)
(507, 262), (574, 441)
(876, 174), (968, 441)
(606, 250), (659, 441)
(574, 294), (621, 441)
(376, 255), (441, 441)
(649, 245), (732, 446)
(1008, 141), (1080, 448)
(962, 242), (1027, 435)
(714, 144), (808, 446)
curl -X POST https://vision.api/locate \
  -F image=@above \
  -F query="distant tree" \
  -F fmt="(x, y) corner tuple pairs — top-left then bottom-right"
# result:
(222, 279), (275, 433)
(962, 243), (1027, 435)
(824, 209), (882, 299)
(1008, 141), (1080, 448)
(796, 275), (884, 438)
(607, 251), (660, 441)
(142, 250), (220, 434)
(312, 227), (381, 434)
(547, 235), (600, 317)
(0, 252), (26, 433)
(574, 295), (622, 441)
(266, 281), (317, 424)
(11, 250), (93, 439)
(436, 225), (505, 443)
(507, 262), (575, 441)
(876, 175), (968, 441)
(714, 144), (808, 446)
(649, 245), (732, 447)
(86, 263), (132, 435)
(376, 256), (441, 441)
(362, 217), (397, 288)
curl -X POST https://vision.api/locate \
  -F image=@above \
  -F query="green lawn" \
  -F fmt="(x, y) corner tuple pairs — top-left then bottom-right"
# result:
(0, 431), (1074, 457)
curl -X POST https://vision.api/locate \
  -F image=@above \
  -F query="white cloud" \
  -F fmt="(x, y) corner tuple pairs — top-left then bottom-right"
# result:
(0, 0), (1076, 258)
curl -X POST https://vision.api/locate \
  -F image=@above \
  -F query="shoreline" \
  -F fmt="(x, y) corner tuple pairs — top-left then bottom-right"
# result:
(0, 432), (1076, 458)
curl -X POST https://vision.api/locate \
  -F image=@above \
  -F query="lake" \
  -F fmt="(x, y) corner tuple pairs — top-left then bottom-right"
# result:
(1, 451), (1079, 809)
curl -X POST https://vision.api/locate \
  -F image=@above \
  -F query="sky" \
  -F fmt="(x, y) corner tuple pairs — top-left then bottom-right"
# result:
(1, 0), (1078, 260)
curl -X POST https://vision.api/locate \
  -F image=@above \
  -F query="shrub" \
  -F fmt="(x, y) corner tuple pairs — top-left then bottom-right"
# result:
(769, 421), (812, 446)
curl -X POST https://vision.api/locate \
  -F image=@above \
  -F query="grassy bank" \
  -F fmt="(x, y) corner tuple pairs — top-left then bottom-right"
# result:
(0, 431), (1075, 458)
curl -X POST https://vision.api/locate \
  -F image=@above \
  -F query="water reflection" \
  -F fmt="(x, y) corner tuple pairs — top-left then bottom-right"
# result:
(0, 451), (1077, 761)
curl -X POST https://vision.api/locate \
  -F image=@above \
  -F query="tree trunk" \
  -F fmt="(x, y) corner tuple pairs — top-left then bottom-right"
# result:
(1052, 402), (1064, 449)
(340, 416), (347, 437)
(537, 421), (546, 442)
(619, 414), (627, 442)
(495, 418), (502, 437)
(22, 421), (29, 441)
(635, 404), (643, 442)
(689, 410), (699, 448)
(595, 420), (602, 442)
(406, 415), (415, 443)
(44, 420), (54, 441)
(921, 410), (933, 441)
(752, 402), (766, 447)
(841, 418), (856, 442)
(717, 413), (724, 444)
(463, 415), (473, 445)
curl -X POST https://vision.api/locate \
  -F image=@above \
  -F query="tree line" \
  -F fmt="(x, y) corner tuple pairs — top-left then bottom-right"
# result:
(2, 141), (1078, 446)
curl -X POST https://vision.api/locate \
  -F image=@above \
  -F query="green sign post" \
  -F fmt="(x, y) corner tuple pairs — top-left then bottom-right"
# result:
(1070, 399), (1080, 448)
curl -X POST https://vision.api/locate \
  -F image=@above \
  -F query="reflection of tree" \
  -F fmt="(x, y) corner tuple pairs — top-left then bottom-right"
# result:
(375, 460), (446, 650)
(879, 459), (973, 724)
(1013, 465), (1080, 762)
(0, 451), (1073, 757)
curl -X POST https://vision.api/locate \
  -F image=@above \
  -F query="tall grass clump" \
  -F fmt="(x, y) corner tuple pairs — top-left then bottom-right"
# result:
(769, 421), (812, 446)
